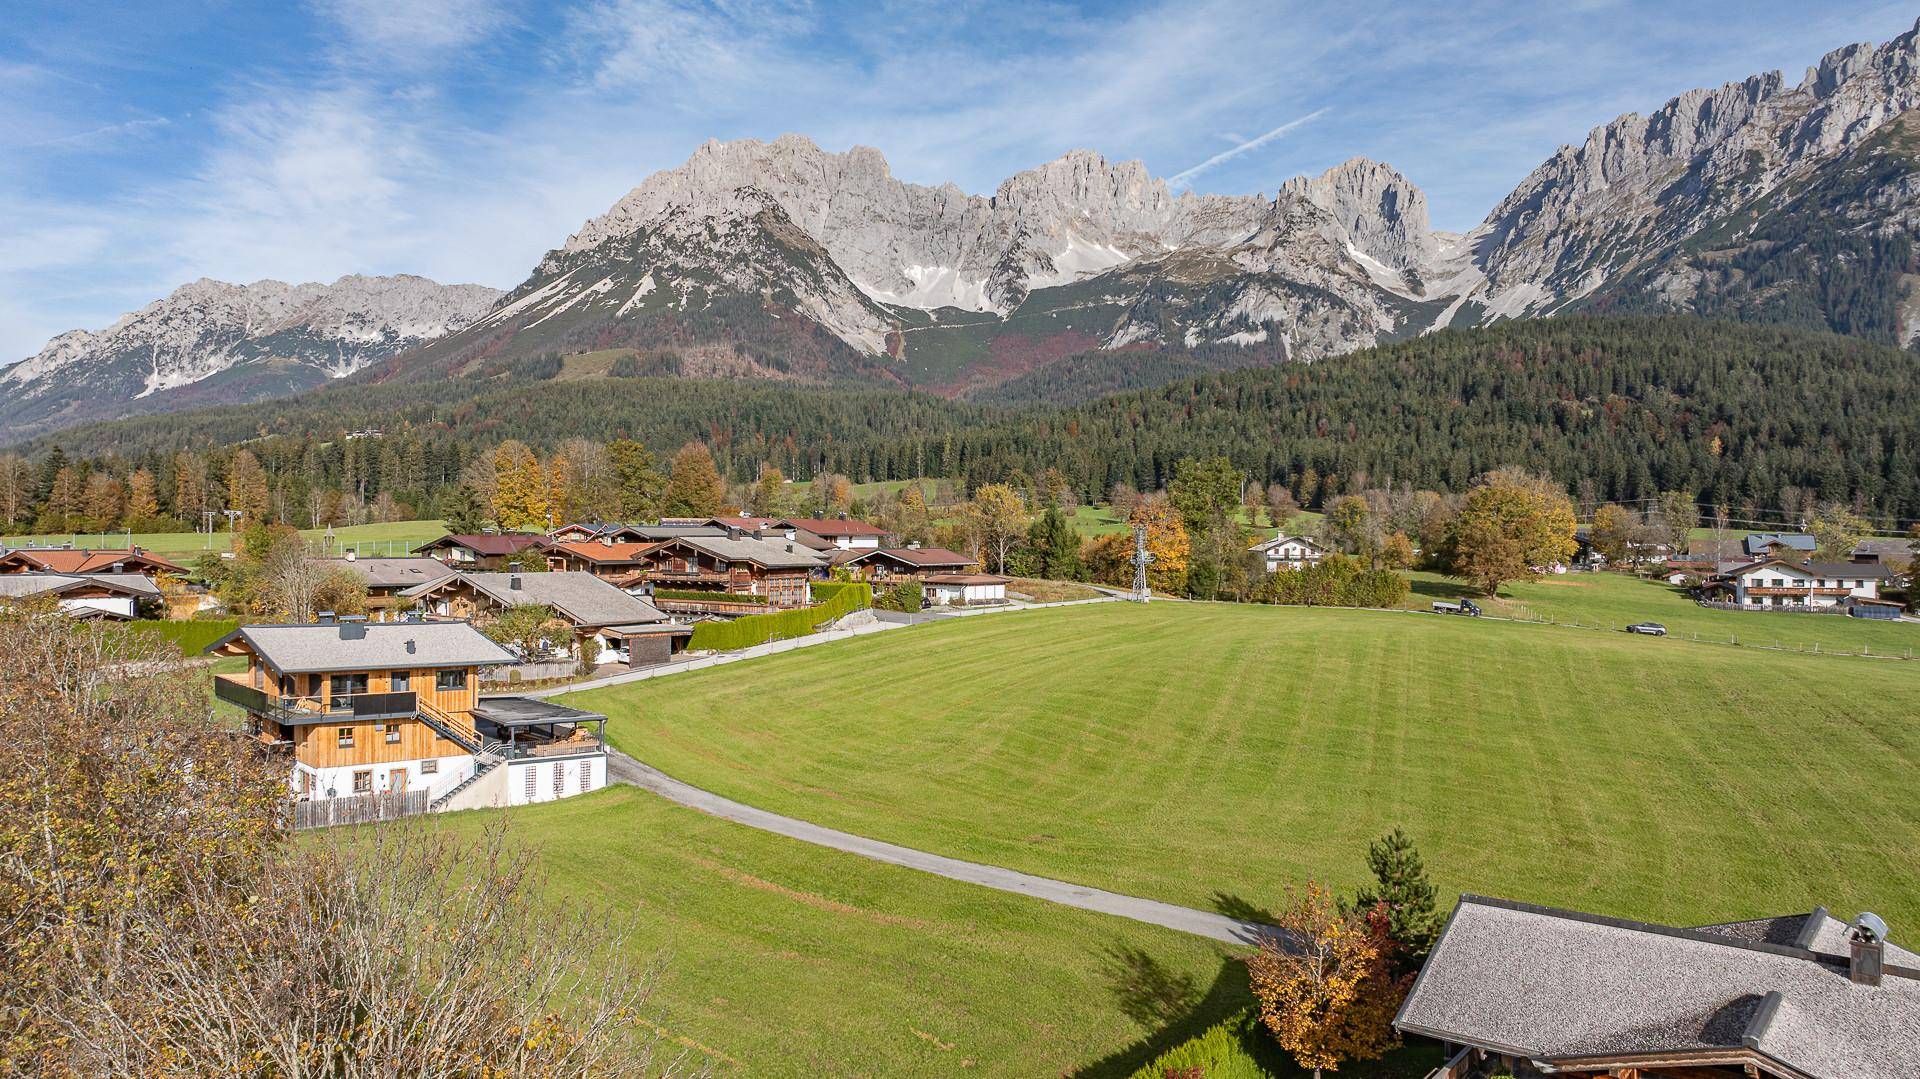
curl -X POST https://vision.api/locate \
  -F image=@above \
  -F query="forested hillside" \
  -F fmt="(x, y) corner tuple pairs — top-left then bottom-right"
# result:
(8, 316), (1919, 528)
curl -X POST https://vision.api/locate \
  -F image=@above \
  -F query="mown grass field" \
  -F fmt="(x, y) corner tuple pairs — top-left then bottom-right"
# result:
(571, 601), (1920, 933)
(422, 789), (1438, 1077)
(1405, 569), (1920, 656)
(2, 519), (449, 559)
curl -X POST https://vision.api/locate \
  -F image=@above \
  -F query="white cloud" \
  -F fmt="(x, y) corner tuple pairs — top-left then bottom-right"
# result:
(313, 0), (510, 64)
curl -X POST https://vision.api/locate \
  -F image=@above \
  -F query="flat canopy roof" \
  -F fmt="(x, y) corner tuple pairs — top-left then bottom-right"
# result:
(472, 696), (607, 728)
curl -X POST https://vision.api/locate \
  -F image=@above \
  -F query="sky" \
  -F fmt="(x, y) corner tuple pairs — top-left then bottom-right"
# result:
(1, 0), (1915, 364)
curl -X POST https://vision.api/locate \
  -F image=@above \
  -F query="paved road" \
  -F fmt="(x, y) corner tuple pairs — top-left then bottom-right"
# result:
(605, 749), (1272, 946)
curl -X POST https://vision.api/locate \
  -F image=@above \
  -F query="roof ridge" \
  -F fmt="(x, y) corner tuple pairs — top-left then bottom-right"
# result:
(1741, 989), (1784, 1050)
(1457, 895), (1854, 968)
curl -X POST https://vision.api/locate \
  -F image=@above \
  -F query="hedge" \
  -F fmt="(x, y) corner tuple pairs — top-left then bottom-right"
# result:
(1124, 1010), (1287, 1079)
(686, 582), (871, 652)
(119, 618), (241, 655)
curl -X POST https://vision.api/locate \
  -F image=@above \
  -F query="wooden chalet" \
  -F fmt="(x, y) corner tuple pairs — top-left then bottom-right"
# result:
(541, 539), (660, 580)
(0, 545), (185, 578)
(0, 572), (162, 619)
(414, 532), (545, 569)
(400, 569), (685, 666)
(630, 531), (825, 614)
(312, 555), (454, 620)
(833, 545), (978, 583)
(207, 618), (610, 821)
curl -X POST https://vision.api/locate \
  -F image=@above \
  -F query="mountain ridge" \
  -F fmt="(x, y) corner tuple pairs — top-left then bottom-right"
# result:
(7, 17), (1919, 439)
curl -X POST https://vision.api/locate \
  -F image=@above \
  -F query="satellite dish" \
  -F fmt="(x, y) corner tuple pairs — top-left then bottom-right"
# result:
(1854, 912), (1889, 942)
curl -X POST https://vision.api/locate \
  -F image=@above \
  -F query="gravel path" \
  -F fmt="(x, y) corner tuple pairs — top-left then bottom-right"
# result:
(605, 749), (1271, 946)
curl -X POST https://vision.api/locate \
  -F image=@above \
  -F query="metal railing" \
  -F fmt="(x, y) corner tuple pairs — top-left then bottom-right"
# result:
(213, 677), (419, 723)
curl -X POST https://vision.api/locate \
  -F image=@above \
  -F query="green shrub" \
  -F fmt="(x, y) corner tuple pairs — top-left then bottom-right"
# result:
(686, 582), (871, 651)
(1252, 555), (1409, 610)
(1125, 1011), (1282, 1079)
(873, 581), (924, 613)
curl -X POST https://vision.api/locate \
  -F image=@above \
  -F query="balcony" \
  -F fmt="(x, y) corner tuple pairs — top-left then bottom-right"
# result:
(213, 674), (419, 724)
(646, 569), (732, 585)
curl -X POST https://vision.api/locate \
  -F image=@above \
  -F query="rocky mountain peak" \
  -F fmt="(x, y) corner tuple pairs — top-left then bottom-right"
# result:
(1277, 157), (1436, 271)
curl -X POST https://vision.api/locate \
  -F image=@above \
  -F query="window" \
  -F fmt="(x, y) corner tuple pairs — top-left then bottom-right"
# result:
(524, 768), (537, 800)
(352, 770), (372, 793)
(390, 670), (411, 693)
(337, 726), (355, 749)
(279, 674), (295, 698)
(420, 758), (438, 775)
(383, 723), (401, 745)
(553, 762), (566, 797)
(329, 672), (368, 709)
(435, 669), (468, 692)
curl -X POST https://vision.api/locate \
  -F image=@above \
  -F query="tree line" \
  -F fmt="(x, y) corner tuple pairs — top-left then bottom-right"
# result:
(9, 315), (1920, 536)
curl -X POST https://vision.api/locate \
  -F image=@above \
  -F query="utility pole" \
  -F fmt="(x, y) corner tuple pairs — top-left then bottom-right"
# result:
(223, 509), (243, 538)
(1131, 524), (1154, 603)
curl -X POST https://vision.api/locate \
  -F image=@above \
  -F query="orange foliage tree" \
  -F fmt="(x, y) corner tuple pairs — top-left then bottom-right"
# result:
(1246, 882), (1409, 1077)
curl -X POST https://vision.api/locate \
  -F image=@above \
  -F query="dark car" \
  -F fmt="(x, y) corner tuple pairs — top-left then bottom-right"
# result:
(1626, 622), (1667, 636)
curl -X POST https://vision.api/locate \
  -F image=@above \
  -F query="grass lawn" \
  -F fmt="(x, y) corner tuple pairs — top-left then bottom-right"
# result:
(1, 519), (449, 559)
(569, 602), (1920, 933)
(1403, 569), (1920, 657)
(419, 789), (1438, 1077)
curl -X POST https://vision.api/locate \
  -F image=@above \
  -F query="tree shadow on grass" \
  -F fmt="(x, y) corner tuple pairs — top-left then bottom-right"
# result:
(1209, 892), (1278, 926)
(1070, 950), (1255, 1079)
(1407, 576), (1482, 601)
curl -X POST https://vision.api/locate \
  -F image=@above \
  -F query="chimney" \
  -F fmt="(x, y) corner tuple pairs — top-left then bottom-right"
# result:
(602, 534), (614, 547)
(785, 543), (795, 553)
(784, 528), (797, 541)
(338, 620), (366, 641)
(405, 638), (417, 654)
(508, 562), (523, 591)
(317, 610), (336, 624)
(727, 526), (744, 540)
(1850, 913), (1889, 987)
(907, 541), (921, 550)
(837, 512), (849, 520)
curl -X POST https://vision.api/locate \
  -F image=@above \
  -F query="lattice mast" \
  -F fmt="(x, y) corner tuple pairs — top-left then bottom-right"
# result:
(1131, 524), (1153, 603)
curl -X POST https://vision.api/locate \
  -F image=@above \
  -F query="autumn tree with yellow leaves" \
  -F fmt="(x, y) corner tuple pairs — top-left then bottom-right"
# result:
(491, 440), (552, 531)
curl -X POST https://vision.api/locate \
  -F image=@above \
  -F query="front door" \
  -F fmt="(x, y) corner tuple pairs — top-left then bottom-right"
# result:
(388, 768), (408, 794)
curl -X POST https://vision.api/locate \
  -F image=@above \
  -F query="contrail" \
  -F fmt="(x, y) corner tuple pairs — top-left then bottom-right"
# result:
(1168, 107), (1329, 189)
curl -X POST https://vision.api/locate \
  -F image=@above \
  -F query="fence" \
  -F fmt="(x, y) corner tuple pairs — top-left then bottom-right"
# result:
(291, 790), (430, 830)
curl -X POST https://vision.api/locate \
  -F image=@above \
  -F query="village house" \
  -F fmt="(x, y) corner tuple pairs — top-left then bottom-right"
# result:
(0, 572), (161, 619)
(1744, 532), (1817, 559)
(207, 618), (611, 819)
(833, 545), (978, 584)
(539, 537), (660, 580)
(312, 555), (453, 621)
(400, 568), (685, 667)
(772, 516), (890, 550)
(1710, 557), (1894, 611)
(922, 573), (1011, 607)
(631, 531), (825, 614)
(0, 545), (185, 579)
(1246, 531), (1330, 572)
(414, 532), (546, 569)
(1396, 894), (1919, 1079)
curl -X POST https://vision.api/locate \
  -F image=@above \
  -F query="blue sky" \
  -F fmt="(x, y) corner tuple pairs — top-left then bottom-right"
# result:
(2, 0), (1915, 364)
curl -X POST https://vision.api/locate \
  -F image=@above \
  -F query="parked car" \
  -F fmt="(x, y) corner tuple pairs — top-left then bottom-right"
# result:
(1626, 622), (1668, 636)
(1432, 599), (1482, 617)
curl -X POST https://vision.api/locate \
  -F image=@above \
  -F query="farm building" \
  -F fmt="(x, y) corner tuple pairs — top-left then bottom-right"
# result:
(1710, 558), (1892, 610)
(1246, 532), (1329, 572)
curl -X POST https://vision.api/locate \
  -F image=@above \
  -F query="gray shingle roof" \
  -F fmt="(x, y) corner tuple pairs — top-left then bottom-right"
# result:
(1745, 532), (1817, 555)
(315, 557), (455, 590)
(407, 571), (666, 628)
(675, 535), (828, 569)
(0, 572), (159, 598)
(1396, 896), (1920, 1079)
(221, 621), (515, 673)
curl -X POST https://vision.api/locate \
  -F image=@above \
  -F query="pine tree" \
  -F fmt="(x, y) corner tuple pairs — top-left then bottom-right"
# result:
(1349, 829), (1443, 973)
(123, 469), (161, 528)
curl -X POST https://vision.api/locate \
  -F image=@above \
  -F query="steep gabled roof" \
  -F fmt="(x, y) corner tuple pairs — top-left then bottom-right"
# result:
(545, 540), (659, 563)
(1395, 895), (1920, 1079)
(842, 546), (976, 569)
(209, 620), (515, 673)
(402, 571), (666, 628)
(774, 517), (889, 538)
(0, 572), (160, 599)
(0, 547), (185, 574)
(415, 533), (544, 556)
